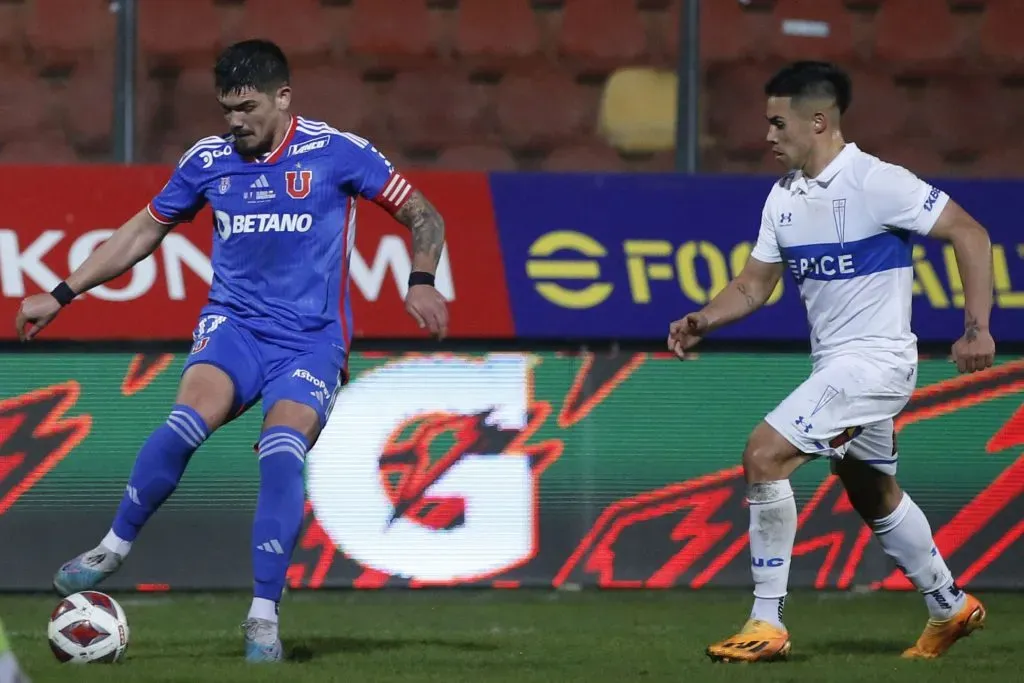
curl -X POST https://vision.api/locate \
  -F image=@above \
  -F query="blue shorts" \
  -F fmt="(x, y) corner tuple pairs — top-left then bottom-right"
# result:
(182, 313), (346, 426)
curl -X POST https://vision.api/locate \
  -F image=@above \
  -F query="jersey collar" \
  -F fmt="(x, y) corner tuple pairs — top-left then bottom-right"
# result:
(791, 142), (858, 194)
(247, 115), (297, 165)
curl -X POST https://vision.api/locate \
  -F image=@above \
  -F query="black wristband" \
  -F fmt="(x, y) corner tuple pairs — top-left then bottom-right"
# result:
(408, 271), (435, 288)
(50, 281), (77, 307)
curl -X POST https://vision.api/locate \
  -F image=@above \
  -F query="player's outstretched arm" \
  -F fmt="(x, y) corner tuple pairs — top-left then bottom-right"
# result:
(14, 208), (173, 341)
(926, 200), (995, 372)
(393, 191), (449, 338)
(668, 257), (783, 359)
(66, 208), (173, 297)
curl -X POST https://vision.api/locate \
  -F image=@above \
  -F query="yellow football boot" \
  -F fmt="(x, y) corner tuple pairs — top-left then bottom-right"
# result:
(902, 593), (986, 659)
(706, 618), (792, 663)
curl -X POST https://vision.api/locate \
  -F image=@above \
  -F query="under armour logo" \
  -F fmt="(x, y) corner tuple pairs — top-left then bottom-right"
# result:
(780, 212), (792, 225)
(794, 416), (812, 433)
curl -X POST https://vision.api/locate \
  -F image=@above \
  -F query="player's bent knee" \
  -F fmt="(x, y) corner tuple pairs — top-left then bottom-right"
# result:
(176, 363), (236, 430)
(742, 421), (808, 483)
(263, 400), (322, 445)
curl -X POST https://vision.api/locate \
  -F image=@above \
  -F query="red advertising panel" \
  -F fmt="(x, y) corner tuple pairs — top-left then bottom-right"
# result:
(0, 166), (512, 341)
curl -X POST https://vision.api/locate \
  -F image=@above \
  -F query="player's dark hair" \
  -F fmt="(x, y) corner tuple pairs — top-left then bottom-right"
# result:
(214, 39), (290, 96)
(764, 61), (852, 115)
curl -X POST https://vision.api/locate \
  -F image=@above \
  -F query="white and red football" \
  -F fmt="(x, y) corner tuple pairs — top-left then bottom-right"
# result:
(47, 591), (130, 664)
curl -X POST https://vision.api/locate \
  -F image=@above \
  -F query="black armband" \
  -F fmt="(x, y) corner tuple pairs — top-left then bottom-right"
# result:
(408, 271), (436, 288)
(50, 281), (77, 307)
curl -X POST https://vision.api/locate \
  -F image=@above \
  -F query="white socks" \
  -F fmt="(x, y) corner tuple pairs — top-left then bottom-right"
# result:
(101, 529), (132, 558)
(747, 480), (797, 629)
(744, 483), (963, 627)
(872, 493), (965, 620)
(248, 597), (279, 624)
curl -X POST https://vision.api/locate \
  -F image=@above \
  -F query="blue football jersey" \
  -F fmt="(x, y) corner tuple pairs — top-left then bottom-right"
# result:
(148, 116), (414, 352)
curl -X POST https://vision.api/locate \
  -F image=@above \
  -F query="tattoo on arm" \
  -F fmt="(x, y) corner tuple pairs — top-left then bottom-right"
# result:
(736, 282), (758, 311)
(965, 313), (979, 342)
(395, 191), (445, 271)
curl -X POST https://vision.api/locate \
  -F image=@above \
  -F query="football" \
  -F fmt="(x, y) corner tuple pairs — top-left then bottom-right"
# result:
(47, 591), (130, 664)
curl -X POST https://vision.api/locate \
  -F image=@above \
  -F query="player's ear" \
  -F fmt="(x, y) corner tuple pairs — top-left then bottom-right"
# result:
(813, 111), (826, 133)
(275, 85), (292, 112)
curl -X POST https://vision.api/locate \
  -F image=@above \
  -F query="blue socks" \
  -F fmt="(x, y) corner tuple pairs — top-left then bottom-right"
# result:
(108, 412), (306, 620)
(252, 426), (308, 605)
(111, 405), (209, 544)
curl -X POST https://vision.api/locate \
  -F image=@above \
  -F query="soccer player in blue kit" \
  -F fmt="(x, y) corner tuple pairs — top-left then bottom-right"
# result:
(14, 40), (449, 663)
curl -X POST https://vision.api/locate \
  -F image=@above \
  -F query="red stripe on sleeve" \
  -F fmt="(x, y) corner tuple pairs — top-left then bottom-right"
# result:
(147, 203), (176, 225)
(373, 172), (415, 214)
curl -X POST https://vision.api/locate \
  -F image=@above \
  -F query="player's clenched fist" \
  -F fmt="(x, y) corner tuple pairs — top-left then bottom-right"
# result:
(667, 312), (709, 360)
(14, 293), (62, 342)
(951, 326), (995, 374)
(405, 284), (449, 340)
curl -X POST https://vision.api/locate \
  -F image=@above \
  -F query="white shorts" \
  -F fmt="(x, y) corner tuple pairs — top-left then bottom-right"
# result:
(764, 356), (916, 476)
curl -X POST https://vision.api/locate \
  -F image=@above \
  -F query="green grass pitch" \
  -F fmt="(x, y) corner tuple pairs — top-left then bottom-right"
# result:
(2, 589), (1016, 682)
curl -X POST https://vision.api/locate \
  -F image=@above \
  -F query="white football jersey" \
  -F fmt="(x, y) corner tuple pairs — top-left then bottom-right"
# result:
(751, 143), (950, 368)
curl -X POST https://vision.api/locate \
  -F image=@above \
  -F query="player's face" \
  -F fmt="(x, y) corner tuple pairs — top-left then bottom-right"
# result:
(765, 96), (815, 171)
(219, 86), (292, 156)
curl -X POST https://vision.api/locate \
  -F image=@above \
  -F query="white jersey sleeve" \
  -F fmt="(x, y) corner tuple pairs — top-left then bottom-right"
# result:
(862, 162), (950, 236)
(750, 194), (782, 263)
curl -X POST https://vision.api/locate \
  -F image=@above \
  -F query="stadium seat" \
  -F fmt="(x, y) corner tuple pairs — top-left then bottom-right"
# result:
(882, 142), (949, 177)
(770, 0), (856, 63)
(841, 69), (914, 156)
(703, 146), (780, 176)
(387, 69), (492, 151)
(0, 69), (57, 143)
(165, 68), (230, 151)
(62, 60), (160, 156)
(634, 150), (677, 173)
(0, 2), (24, 63)
(348, 0), (435, 69)
(979, 0), (1024, 74)
(559, 0), (647, 73)
(289, 67), (383, 140)
(497, 68), (593, 151)
(843, 0), (881, 10)
(0, 135), (78, 164)
(543, 144), (627, 172)
(664, 0), (773, 66)
(139, 0), (222, 71)
(436, 144), (518, 171)
(975, 142), (1024, 178)
(455, 0), (542, 71)
(26, 0), (115, 69)
(233, 0), (332, 66)
(919, 77), (1006, 159)
(873, 0), (962, 76)
(949, 0), (988, 9)
(598, 68), (677, 154)
(705, 63), (778, 158)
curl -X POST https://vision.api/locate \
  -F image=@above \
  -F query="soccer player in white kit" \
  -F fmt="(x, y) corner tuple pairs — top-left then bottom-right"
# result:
(667, 62), (997, 663)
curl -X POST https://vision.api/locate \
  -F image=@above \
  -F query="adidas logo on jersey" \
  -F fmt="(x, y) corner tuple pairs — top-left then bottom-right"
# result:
(244, 175), (276, 203)
(214, 211), (313, 240)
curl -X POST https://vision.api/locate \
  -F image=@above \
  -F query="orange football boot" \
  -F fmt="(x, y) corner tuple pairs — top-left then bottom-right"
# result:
(902, 593), (986, 659)
(706, 619), (792, 663)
